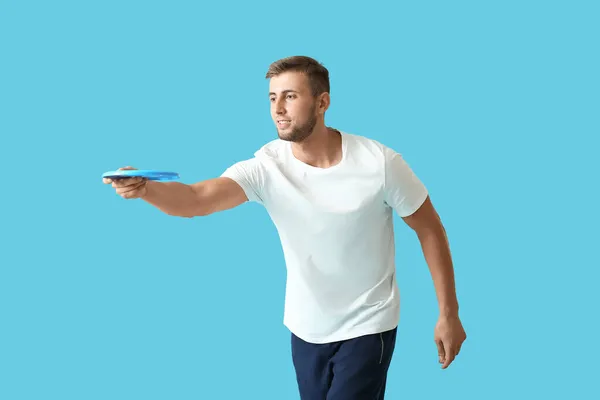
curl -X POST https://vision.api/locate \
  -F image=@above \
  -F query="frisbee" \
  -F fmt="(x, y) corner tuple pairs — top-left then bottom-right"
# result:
(102, 170), (180, 181)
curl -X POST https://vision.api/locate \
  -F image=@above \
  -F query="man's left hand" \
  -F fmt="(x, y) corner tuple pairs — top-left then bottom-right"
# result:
(434, 314), (467, 369)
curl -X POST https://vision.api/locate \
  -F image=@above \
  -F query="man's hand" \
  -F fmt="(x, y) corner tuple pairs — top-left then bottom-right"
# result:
(434, 314), (466, 369)
(103, 166), (148, 199)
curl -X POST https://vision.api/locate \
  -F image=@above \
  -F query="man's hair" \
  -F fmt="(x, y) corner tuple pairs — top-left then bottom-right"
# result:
(265, 56), (330, 97)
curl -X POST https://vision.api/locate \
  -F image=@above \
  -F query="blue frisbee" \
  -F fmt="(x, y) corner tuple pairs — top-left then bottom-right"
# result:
(102, 169), (180, 181)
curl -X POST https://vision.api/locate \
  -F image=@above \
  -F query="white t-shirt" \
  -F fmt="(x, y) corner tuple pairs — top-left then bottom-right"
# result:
(221, 130), (428, 344)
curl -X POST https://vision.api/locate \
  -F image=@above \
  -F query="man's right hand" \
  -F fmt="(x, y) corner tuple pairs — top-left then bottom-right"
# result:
(103, 166), (148, 199)
(102, 166), (248, 216)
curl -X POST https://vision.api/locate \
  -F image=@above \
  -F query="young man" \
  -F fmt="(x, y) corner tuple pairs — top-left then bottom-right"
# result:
(103, 56), (466, 400)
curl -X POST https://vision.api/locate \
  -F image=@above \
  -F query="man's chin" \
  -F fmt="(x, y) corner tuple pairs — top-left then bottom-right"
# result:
(277, 129), (297, 142)
(276, 129), (311, 143)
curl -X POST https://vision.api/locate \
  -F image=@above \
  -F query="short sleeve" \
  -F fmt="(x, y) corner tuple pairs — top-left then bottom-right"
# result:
(221, 157), (266, 205)
(383, 146), (429, 217)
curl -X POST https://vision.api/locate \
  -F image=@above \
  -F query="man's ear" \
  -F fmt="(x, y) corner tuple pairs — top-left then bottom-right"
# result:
(318, 92), (330, 114)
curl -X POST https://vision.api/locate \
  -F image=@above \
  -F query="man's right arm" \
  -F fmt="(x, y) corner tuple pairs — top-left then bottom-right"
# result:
(142, 177), (248, 218)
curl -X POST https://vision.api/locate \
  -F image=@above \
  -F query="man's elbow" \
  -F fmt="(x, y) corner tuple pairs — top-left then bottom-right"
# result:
(164, 208), (206, 218)
(171, 206), (214, 218)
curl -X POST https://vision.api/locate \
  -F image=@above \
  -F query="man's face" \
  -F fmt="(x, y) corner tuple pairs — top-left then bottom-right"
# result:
(269, 71), (318, 142)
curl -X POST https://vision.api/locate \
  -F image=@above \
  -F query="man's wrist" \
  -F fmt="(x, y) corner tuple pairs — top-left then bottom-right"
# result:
(140, 179), (153, 199)
(439, 303), (459, 318)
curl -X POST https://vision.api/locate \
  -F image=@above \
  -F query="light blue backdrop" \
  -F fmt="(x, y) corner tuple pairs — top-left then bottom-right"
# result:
(1, 0), (598, 399)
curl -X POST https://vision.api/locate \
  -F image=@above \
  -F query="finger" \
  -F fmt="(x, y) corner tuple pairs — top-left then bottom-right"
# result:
(118, 166), (136, 171)
(116, 180), (146, 196)
(119, 186), (145, 199)
(435, 340), (445, 364)
(112, 177), (144, 188)
(441, 341), (455, 369)
(456, 342), (463, 356)
(120, 187), (144, 199)
(116, 181), (146, 197)
(103, 178), (112, 184)
(442, 352), (456, 369)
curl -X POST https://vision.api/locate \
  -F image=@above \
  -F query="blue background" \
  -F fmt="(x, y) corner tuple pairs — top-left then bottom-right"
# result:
(1, 0), (598, 398)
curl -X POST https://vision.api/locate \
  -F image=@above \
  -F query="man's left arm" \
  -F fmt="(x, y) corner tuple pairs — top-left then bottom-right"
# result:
(402, 196), (467, 369)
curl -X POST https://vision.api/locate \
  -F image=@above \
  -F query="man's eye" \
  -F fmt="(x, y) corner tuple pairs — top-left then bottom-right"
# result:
(287, 94), (295, 99)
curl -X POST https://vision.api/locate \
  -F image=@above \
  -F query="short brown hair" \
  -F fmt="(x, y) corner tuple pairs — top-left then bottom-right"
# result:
(265, 56), (330, 97)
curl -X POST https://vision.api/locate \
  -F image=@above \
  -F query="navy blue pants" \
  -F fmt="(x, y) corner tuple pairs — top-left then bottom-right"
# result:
(291, 327), (397, 400)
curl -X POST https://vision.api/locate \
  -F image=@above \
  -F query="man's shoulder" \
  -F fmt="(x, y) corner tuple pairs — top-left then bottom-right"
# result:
(342, 130), (391, 158)
(225, 138), (284, 172)
(254, 138), (287, 160)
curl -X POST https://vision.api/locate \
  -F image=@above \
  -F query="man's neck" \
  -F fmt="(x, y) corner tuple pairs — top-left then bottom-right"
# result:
(291, 126), (343, 169)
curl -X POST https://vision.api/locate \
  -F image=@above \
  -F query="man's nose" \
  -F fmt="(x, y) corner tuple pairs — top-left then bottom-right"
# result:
(275, 98), (286, 114)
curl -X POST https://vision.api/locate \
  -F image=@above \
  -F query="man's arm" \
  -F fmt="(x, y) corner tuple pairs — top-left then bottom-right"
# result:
(402, 196), (467, 369)
(402, 196), (458, 315)
(142, 177), (248, 218)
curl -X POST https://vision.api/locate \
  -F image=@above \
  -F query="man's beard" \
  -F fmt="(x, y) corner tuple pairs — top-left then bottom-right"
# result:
(276, 106), (317, 143)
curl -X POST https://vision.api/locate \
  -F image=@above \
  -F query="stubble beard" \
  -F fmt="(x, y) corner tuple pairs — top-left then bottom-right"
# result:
(276, 105), (318, 143)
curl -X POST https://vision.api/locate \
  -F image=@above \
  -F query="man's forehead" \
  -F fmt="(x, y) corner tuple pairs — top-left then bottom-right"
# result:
(269, 71), (309, 93)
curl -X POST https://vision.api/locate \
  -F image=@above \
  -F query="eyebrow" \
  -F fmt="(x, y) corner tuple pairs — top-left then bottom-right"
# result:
(269, 89), (299, 96)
